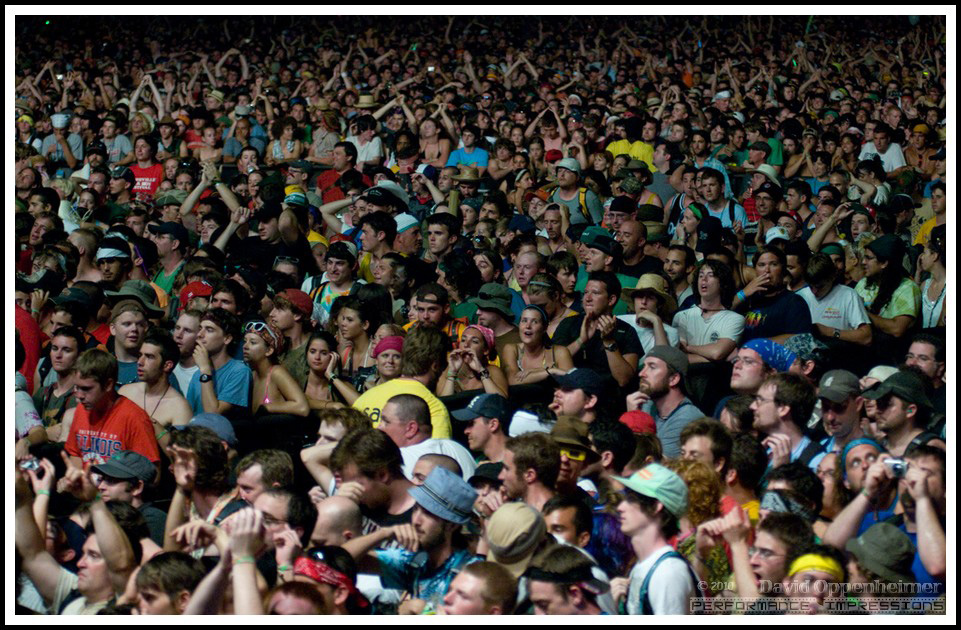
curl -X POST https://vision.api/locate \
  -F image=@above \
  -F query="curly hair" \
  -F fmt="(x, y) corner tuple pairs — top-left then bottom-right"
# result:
(663, 458), (721, 527)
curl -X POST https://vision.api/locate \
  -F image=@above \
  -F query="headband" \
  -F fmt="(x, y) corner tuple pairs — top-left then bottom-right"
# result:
(294, 557), (359, 595)
(788, 554), (844, 582)
(840, 438), (882, 480)
(373, 335), (404, 357)
(463, 325), (495, 351)
(245, 321), (285, 356)
(96, 247), (130, 261)
(522, 303), (550, 324)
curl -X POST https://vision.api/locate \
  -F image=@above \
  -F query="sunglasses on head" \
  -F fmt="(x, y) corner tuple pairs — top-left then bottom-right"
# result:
(244, 320), (279, 344)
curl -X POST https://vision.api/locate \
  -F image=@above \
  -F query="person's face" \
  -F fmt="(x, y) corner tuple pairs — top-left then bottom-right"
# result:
(110, 310), (147, 352)
(498, 448), (526, 500)
(873, 131), (890, 154)
(750, 382), (782, 433)
(136, 342), (168, 385)
(101, 120), (117, 139)
(642, 121), (658, 142)
(360, 224), (382, 253)
(134, 138), (151, 162)
(581, 280), (612, 317)
(442, 572), (496, 615)
(616, 496), (652, 538)
(784, 255), (808, 287)
(258, 217), (281, 243)
(173, 314), (200, 358)
(697, 265), (723, 301)
(49, 334), (80, 374)
(73, 375), (110, 411)
(76, 535), (111, 598)
(754, 252), (783, 291)
(464, 415), (494, 452)
(269, 306), (296, 333)
(820, 394), (862, 440)
(681, 435), (719, 472)
(301, 339), (334, 377)
(582, 247), (609, 273)
(197, 319), (228, 356)
(844, 443), (879, 492)
(514, 254), (539, 288)
(518, 309), (547, 346)
(415, 296), (446, 327)
(175, 173), (193, 192)
(849, 213), (873, 240)
(690, 134), (707, 156)
(633, 293), (660, 317)
(680, 208), (700, 236)
(253, 493), (290, 546)
(96, 473), (137, 503)
(242, 332), (271, 364)
(557, 447), (587, 488)
(730, 348), (766, 394)
(236, 463), (266, 504)
(375, 348), (401, 379)
(529, 581), (579, 616)
(663, 249), (689, 283)
(905, 342), (943, 382)
(556, 167), (577, 188)
(461, 130), (476, 148)
(461, 327), (488, 357)
(427, 224), (452, 255)
(108, 176), (129, 196)
(137, 586), (181, 615)
(749, 530), (789, 590)
(395, 226), (422, 256)
(338, 307), (367, 341)
(411, 504), (449, 551)
(639, 356), (673, 399)
(874, 394), (914, 434)
(860, 249), (885, 279)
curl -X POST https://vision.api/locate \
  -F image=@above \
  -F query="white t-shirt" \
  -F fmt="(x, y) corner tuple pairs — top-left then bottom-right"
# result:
(400, 438), (477, 482)
(347, 134), (383, 165)
(672, 306), (745, 346)
(173, 363), (200, 396)
(626, 545), (695, 615)
(797, 285), (870, 331)
(858, 141), (907, 172)
(617, 315), (680, 354)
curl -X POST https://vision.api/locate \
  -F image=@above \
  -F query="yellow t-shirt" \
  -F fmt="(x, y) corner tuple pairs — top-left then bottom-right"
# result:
(352, 378), (452, 439)
(604, 139), (654, 171)
(913, 216), (941, 246)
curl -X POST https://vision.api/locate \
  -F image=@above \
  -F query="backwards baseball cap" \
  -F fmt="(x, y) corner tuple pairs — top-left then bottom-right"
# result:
(176, 413), (237, 447)
(452, 393), (512, 422)
(861, 370), (933, 409)
(276, 289), (313, 317)
(325, 240), (358, 264)
(613, 463), (689, 520)
(110, 166), (136, 186)
(91, 451), (155, 484)
(818, 370), (861, 403)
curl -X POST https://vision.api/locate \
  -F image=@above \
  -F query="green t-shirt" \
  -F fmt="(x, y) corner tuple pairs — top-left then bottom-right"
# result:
(152, 261), (184, 295)
(855, 277), (920, 320)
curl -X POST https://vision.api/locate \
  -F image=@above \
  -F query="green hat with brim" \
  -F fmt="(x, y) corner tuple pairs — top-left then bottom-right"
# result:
(613, 463), (688, 520)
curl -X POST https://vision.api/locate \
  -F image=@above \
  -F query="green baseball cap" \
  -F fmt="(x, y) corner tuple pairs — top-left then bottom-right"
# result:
(861, 369), (933, 409)
(613, 463), (688, 520)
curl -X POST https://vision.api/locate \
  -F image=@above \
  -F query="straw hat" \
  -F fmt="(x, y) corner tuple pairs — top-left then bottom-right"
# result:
(355, 94), (379, 109)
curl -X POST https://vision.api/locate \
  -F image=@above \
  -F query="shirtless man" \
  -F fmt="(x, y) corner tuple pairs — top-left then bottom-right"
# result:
(118, 328), (191, 449)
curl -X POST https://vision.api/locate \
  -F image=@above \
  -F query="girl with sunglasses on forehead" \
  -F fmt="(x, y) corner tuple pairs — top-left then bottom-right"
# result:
(243, 319), (310, 419)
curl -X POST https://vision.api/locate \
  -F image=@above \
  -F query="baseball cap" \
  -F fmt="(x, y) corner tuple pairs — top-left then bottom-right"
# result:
(755, 180), (783, 201)
(818, 370), (861, 403)
(644, 345), (689, 380)
(765, 225), (791, 244)
(468, 462), (504, 487)
(91, 451), (155, 484)
(486, 503), (547, 579)
(111, 166), (135, 186)
(276, 289), (313, 317)
(555, 157), (581, 175)
(619, 411), (656, 434)
(452, 393), (512, 422)
(845, 523), (916, 584)
(613, 463), (689, 520)
(861, 370), (933, 409)
(408, 467), (477, 525)
(153, 189), (188, 207)
(147, 221), (189, 245)
(180, 281), (213, 309)
(176, 413), (237, 447)
(553, 368), (607, 398)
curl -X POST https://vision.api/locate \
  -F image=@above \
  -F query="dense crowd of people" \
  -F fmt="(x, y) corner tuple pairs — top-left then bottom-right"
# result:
(14, 13), (947, 616)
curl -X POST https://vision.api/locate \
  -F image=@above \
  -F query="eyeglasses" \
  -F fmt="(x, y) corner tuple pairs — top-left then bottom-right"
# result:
(274, 255), (300, 267)
(753, 395), (777, 406)
(731, 356), (761, 368)
(261, 512), (288, 527)
(560, 448), (587, 462)
(748, 546), (783, 560)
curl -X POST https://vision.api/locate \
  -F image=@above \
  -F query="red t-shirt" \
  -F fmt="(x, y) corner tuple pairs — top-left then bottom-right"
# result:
(131, 162), (165, 200)
(65, 395), (160, 466)
(16, 306), (41, 393)
(316, 169), (371, 204)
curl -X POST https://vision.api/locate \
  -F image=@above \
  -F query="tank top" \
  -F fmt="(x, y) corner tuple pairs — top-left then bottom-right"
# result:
(921, 278), (945, 328)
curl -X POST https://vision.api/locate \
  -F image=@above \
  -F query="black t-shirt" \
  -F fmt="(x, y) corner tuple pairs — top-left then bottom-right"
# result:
(241, 234), (319, 277)
(737, 290), (812, 342)
(618, 255), (666, 280)
(552, 313), (642, 375)
(139, 502), (168, 546)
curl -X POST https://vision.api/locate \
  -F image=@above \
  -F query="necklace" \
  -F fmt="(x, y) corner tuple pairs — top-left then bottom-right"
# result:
(144, 383), (170, 419)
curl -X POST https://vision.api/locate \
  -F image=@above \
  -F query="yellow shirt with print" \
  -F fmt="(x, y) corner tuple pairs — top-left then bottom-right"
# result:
(353, 378), (452, 439)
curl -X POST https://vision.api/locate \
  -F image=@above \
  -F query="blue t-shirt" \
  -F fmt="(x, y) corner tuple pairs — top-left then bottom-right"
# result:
(446, 147), (489, 169)
(738, 290), (813, 342)
(186, 359), (251, 415)
(117, 361), (139, 388)
(376, 548), (478, 607)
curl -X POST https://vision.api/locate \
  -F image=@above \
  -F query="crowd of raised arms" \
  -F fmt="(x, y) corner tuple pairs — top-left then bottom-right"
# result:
(14, 13), (946, 616)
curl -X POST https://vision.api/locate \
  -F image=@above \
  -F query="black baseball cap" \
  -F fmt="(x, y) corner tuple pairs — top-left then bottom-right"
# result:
(452, 393), (512, 422)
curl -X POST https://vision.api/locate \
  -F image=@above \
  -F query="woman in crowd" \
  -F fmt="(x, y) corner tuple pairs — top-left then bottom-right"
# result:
(502, 304), (574, 385)
(438, 325), (508, 397)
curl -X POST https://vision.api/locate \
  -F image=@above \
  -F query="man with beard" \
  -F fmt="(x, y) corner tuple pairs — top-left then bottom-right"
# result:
(453, 393), (510, 463)
(495, 432), (561, 512)
(824, 444), (945, 593)
(96, 237), (134, 291)
(343, 466), (479, 613)
(118, 328), (191, 446)
(860, 370), (944, 456)
(626, 346), (703, 458)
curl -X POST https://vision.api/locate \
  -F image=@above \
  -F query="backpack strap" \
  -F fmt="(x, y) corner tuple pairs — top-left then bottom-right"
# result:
(727, 199), (737, 226)
(578, 187), (590, 221)
(796, 439), (826, 468)
(638, 550), (702, 615)
(907, 431), (940, 452)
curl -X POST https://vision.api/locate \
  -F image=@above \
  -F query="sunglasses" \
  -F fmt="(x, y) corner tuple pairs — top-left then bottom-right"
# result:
(560, 448), (587, 462)
(244, 320), (280, 345)
(274, 255), (300, 267)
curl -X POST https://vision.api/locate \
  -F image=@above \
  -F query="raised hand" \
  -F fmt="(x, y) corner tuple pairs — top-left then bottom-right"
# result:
(228, 507), (266, 559)
(58, 450), (98, 502)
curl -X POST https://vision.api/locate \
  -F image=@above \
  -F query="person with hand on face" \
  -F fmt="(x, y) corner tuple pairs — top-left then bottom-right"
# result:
(618, 274), (680, 354)
(627, 346), (704, 458)
(749, 372), (819, 471)
(734, 246), (812, 343)
(552, 272), (640, 389)
(489, 432), (561, 514)
(342, 466), (479, 614)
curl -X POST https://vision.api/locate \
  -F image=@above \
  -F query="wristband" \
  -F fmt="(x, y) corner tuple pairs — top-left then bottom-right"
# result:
(36, 489), (51, 497)
(478, 370), (491, 380)
(233, 556), (257, 565)
(278, 564), (293, 572)
(736, 290), (746, 302)
(156, 430), (169, 441)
